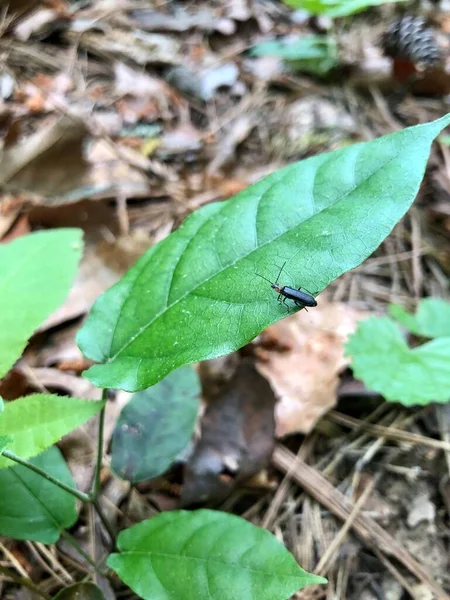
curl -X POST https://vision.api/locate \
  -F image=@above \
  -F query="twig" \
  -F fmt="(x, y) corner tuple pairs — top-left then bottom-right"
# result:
(273, 445), (450, 600)
(327, 411), (450, 452)
(0, 566), (50, 600)
(314, 476), (376, 576)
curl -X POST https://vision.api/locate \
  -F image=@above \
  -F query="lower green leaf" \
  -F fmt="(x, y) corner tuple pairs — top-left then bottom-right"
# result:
(389, 298), (450, 338)
(111, 366), (200, 483)
(346, 317), (450, 406)
(0, 446), (77, 543)
(0, 394), (105, 469)
(107, 510), (326, 600)
(54, 583), (106, 600)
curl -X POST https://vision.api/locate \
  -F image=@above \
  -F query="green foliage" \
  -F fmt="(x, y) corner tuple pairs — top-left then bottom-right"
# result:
(0, 394), (105, 469)
(111, 366), (200, 482)
(284, 0), (406, 17)
(0, 435), (12, 453)
(0, 446), (77, 543)
(389, 298), (450, 338)
(107, 510), (326, 600)
(0, 398), (3, 414)
(54, 583), (106, 600)
(250, 35), (338, 75)
(78, 115), (450, 392)
(346, 317), (450, 406)
(0, 229), (83, 379)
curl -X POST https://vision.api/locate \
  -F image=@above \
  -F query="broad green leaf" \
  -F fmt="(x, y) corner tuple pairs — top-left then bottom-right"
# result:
(0, 446), (77, 543)
(78, 115), (450, 392)
(107, 510), (326, 600)
(250, 35), (338, 75)
(0, 394), (105, 469)
(54, 583), (106, 600)
(111, 366), (200, 483)
(346, 317), (450, 406)
(0, 435), (12, 453)
(284, 0), (406, 17)
(0, 397), (3, 414)
(0, 229), (83, 378)
(389, 298), (450, 338)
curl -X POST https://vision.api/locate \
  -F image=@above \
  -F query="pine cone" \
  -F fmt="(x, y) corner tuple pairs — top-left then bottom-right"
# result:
(382, 16), (441, 68)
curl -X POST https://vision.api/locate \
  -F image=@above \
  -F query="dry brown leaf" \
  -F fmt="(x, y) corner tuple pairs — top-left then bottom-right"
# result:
(70, 29), (181, 66)
(255, 301), (368, 437)
(0, 116), (90, 195)
(182, 360), (276, 506)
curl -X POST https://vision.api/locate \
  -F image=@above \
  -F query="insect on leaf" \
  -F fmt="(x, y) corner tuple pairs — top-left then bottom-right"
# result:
(78, 115), (450, 392)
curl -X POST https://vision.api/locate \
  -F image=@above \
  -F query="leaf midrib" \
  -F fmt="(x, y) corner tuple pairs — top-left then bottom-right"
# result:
(116, 550), (309, 579)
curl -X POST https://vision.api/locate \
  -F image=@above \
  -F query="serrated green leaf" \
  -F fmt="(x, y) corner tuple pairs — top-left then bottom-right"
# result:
(0, 435), (12, 453)
(107, 510), (326, 600)
(250, 35), (338, 75)
(0, 394), (105, 469)
(0, 446), (77, 543)
(78, 115), (450, 392)
(284, 0), (406, 17)
(0, 229), (83, 378)
(111, 366), (200, 483)
(346, 317), (450, 406)
(54, 583), (106, 600)
(389, 298), (450, 338)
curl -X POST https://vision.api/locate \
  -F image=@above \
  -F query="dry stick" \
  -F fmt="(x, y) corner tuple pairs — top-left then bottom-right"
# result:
(327, 411), (450, 452)
(314, 477), (376, 577)
(273, 445), (450, 600)
(0, 566), (50, 600)
(372, 547), (418, 599)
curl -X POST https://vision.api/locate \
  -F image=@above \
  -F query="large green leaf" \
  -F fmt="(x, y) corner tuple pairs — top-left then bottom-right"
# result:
(346, 317), (450, 406)
(107, 510), (326, 600)
(0, 394), (105, 469)
(284, 0), (406, 17)
(0, 229), (83, 378)
(111, 366), (200, 483)
(0, 446), (77, 543)
(78, 115), (450, 392)
(389, 298), (450, 338)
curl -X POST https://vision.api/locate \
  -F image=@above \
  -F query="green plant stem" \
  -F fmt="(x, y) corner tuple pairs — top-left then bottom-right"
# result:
(0, 565), (51, 600)
(90, 390), (108, 501)
(59, 530), (98, 571)
(93, 497), (116, 548)
(0, 450), (90, 503)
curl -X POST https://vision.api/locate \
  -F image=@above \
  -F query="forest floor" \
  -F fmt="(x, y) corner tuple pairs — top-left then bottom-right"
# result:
(1, 0), (450, 599)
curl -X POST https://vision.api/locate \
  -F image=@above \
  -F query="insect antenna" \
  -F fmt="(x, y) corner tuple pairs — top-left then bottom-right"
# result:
(255, 272), (273, 284)
(274, 261), (287, 284)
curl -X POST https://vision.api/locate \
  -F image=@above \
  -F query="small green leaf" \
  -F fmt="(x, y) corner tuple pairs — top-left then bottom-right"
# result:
(250, 35), (338, 75)
(0, 394), (105, 469)
(346, 317), (450, 406)
(78, 115), (450, 392)
(0, 229), (83, 378)
(0, 435), (12, 453)
(54, 583), (106, 600)
(0, 446), (77, 543)
(107, 510), (326, 600)
(111, 366), (200, 483)
(389, 298), (450, 338)
(284, 0), (406, 17)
